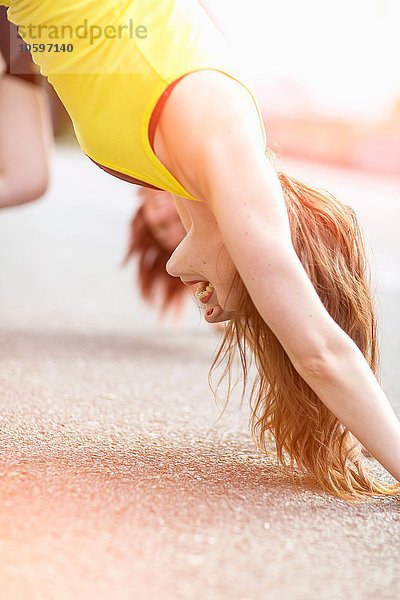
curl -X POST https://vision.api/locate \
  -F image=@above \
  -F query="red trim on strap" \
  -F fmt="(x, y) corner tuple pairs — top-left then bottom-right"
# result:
(148, 75), (187, 151)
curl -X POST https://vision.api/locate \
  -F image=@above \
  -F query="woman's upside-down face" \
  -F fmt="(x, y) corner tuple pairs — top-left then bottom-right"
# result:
(141, 189), (186, 252)
(166, 199), (240, 323)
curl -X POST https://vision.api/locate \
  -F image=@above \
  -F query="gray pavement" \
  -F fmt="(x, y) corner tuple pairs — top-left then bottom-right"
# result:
(0, 143), (399, 599)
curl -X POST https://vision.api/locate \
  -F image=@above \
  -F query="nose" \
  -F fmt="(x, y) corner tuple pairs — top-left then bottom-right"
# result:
(165, 230), (203, 280)
(165, 245), (181, 277)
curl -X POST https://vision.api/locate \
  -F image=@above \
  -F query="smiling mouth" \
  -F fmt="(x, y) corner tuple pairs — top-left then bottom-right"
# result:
(194, 282), (215, 304)
(193, 282), (234, 323)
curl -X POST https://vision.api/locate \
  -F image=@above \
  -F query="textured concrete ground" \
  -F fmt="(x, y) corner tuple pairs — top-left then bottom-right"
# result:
(0, 144), (399, 599)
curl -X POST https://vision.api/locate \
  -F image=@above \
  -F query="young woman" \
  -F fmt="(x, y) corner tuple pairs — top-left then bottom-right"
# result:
(0, 5), (51, 208)
(3, 0), (400, 500)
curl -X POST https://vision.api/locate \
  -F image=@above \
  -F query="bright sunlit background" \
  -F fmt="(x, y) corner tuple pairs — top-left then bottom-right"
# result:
(208, 0), (400, 120)
(193, 0), (400, 174)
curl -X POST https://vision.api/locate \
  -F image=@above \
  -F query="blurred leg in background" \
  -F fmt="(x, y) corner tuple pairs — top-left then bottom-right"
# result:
(0, 6), (52, 209)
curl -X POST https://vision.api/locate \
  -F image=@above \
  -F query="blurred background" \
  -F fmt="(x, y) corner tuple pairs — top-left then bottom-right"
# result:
(1, 3), (400, 596)
(215, 0), (400, 175)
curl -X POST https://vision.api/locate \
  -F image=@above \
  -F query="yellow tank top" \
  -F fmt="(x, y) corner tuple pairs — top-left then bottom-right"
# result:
(2, 0), (267, 202)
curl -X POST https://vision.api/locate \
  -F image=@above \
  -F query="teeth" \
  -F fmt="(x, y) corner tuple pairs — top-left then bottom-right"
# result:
(196, 290), (210, 300)
(195, 282), (214, 300)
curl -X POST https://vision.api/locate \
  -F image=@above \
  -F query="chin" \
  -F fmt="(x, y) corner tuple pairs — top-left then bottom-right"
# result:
(214, 288), (239, 313)
(217, 298), (237, 313)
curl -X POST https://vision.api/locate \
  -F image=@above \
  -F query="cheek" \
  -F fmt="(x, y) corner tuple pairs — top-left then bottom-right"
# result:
(214, 254), (239, 310)
(217, 279), (238, 310)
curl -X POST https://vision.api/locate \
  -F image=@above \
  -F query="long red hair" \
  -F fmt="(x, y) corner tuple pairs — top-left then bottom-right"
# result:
(209, 149), (400, 501)
(122, 164), (400, 500)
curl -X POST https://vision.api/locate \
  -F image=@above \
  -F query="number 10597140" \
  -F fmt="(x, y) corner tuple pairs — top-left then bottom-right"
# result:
(18, 43), (74, 53)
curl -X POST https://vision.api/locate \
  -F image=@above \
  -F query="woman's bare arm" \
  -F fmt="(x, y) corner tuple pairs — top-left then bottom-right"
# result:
(0, 74), (52, 208)
(202, 125), (400, 480)
(157, 73), (400, 481)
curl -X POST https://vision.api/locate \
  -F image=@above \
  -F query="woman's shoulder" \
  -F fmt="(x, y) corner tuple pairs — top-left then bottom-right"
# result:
(170, 68), (259, 121)
(157, 69), (266, 195)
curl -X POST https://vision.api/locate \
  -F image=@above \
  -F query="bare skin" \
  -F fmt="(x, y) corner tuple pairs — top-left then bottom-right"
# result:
(150, 68), (400, 483)
(0, 63), (52, 208)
